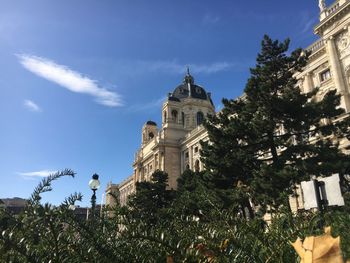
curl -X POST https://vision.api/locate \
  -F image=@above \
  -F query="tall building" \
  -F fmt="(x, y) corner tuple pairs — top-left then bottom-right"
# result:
(107, 71), (215, 206)
(133, 70), (214, 189)
(296, 0), (350, 115)
(107, 0), (350, 207)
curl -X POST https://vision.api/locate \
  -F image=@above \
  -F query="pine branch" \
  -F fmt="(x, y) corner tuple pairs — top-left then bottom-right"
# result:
(29, 169), (76, 206)
(61, 192), (83, 208)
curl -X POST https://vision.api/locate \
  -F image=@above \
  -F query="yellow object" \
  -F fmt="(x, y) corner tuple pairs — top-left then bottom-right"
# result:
(220, 239), (229, 251)
(291, 227), (344, 263)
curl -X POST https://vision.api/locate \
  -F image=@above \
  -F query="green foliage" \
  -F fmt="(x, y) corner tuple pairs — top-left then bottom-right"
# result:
(202, 35), (350, 212)
(1, 168), (350, 262)
(174, 169), (221, 219)
(128, 170), (176, 226)
(1, 35), (350, 262)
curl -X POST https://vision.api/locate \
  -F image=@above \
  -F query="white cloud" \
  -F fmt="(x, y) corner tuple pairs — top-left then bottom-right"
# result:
(18, 170), (58, 178)
(17, 54), (123, 107)
(301, 18), (317, 34)
(202, 14), (220, 25)
(128, 96), (166, 112)
(24, 99), (41, 112)
(140, 60), (234, 74)
(298, 12), (317, 34)
(190, 62), (232, 74)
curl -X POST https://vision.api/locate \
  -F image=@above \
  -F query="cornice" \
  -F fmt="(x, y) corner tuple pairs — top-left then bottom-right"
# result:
(180, 125), (207, 145)
(314, 1), (350, 35)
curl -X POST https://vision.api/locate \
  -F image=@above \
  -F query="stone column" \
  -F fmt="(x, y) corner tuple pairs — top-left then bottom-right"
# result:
(161, 152), (165, 171)
(189, 146), (193, 170)
(180, 151), (184, 174)
(133, 169), (137, 184)
(303, 73), (314, 93)
(139, 168), (143, 182)
(326, 36), (350, 111)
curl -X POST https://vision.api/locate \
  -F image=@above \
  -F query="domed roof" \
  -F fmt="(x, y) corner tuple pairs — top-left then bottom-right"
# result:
(168, 96), (181, 102)
(146, 120), (157, 126)
(169, 69), (213, 105)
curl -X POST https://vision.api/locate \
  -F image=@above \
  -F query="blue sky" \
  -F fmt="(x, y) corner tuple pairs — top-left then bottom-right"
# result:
(0, 0), (325, 206)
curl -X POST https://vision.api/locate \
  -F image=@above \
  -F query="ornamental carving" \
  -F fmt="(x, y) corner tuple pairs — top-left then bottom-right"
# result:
(330, 21), (340, 31)
(296, 79), (303, 89)
(336, 31), (350, 57)
(345, 65), (350, 85)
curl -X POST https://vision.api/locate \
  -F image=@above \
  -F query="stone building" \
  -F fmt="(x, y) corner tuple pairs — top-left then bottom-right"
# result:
(106, 70), (214, 206)
(0, 197), (28, 214)
(289, 0), (350, 210)
(132, 70), (215, 191)
(107, 0), (350, 208)
(297, 0), (350, 114)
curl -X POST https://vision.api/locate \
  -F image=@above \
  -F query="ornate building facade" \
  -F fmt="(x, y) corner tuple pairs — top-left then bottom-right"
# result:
(106, 0), (350, 208)
(106, 71), (214, 207)
(289, 0), (350, 210)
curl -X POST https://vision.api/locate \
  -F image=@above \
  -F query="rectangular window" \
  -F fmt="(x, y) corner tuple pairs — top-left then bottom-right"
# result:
(185, 152), (189, 159)
(194, 146), (199, 153)
(320, 69), (331, 82)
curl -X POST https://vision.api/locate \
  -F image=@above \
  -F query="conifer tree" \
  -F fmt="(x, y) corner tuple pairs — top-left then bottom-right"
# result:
(128, 170), (175, 225)
(202, 35), (350, 213)
(174, 169), (221, 219)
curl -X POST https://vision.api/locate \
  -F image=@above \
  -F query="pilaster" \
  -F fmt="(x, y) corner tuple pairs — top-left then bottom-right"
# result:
(303, 73), (314, 93)
(326, 36), (350, 111)
(189, 146), (193, 170)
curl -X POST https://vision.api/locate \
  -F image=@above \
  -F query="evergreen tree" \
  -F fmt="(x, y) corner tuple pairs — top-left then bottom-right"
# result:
(202, 35), (350, 213)
(174, 169), (221, 220)
(200, 108), (257, 217)
(128, 170), (175, 225)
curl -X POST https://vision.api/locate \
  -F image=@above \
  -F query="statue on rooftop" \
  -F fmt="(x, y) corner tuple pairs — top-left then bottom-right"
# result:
(319, 0), (326, 12)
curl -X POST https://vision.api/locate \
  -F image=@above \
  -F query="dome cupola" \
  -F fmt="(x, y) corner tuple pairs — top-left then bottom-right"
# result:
(168, 68), (213, 105)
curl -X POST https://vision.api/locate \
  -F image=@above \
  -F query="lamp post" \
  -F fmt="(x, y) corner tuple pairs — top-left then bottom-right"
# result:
(88, 173), (100, 220)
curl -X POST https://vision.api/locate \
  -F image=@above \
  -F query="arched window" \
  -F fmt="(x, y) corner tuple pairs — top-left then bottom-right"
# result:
(196, 111), (204, 126)
(171, 110), (178, 123)
(195, 160), (200, 172)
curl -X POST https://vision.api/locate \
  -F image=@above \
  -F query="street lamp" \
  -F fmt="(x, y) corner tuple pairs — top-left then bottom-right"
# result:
(89, 173), (100, 219)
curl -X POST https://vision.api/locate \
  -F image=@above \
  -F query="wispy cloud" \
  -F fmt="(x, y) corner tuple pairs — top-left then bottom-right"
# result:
(18, 170), (58, 178)
(24, 99), (41, 112)
(202, 14), (220, 25)
(137, 60), (234, 74)
(127, 96), (166, 112)
(17, 54), (123, 107)
(301, 18), (317, 34)
(299, 12), (317, 34)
